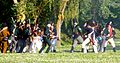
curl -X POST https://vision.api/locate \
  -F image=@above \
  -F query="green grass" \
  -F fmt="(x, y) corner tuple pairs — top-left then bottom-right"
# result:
(0, 39), (120, 63)
(115, 29), (120, 39)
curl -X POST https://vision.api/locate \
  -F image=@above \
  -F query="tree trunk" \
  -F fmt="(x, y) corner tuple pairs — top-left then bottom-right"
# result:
(56, 0), (68, 47)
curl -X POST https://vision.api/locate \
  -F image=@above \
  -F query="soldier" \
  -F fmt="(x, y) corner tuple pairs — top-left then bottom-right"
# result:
(39, 23), (52, 53)
(29, 30), (42, 53)
(16, 22), (29, 53)
(70, 21), (83, 53)
(82, 21), (98, 53)
(50, 23), (58, 52)
(103, 21), (116, 52)
(0, 23), (10, 53)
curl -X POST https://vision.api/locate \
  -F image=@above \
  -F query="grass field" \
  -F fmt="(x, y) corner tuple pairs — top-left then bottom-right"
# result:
(0, 39), (120, 63)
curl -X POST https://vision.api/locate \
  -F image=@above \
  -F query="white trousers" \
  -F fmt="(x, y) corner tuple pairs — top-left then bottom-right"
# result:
(82, 33), (98, 53)
(104, 38), (115, 48)
(29, 41), (42, 53)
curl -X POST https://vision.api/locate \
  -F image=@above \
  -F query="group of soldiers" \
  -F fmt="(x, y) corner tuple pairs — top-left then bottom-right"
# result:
(70, 20), (116, 53)
(0, 21), (58, 53)
(0, 19), (116, 54)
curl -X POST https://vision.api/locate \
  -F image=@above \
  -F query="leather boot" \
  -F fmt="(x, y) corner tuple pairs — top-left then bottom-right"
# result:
(103, 47), (106, 52)
(113, 47), (116, 52)
(70, 46), (74, 53)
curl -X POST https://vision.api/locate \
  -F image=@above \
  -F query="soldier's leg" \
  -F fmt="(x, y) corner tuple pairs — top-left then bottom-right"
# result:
(19, 39), (26, 53)
(39, 42), (47, 53)
(77, 36), (84, 52)
(82, 38), (90, 53)
(12, 37), (17, 52)
(2, 42), (8, 53)
(101, 42), (104, 52)
(103, 40), (108, 52)
(108, 38), (116, 52)
(22, 38), (29, 53)
(16, 40), (20, 53)
(98, 40), (103, 52)
(23, 45), (29, 53)
(70, 39), (78, 53)
(97, 40), (101, 52)
(77, 36), (83, 44)
(50, 39), (54, 52)
(33, 43), (37, 53)
(16, 39), (22, 53)
(93, 44), (98, 53)
(100, 40), (104, 52)
(36, 41), (42, 51)
(92, 38), (98, 53)
(8, 39), (12, 53)
(45, 38), (51, 53)
(32, 42), (37, 53)
(92, 33), (98, 53)
(51, 39), (57, 52)
(29, 42), (33, 53)
(101, 36), (106, 52)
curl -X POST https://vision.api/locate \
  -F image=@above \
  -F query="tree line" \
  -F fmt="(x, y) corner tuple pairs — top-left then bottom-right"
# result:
(0, 0), (120, 40)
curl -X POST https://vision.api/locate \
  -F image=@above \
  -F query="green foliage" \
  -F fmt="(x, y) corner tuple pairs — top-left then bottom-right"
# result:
(25, 1), (37, 19)
(79, 0), (92, 21)
(100, 0), (112, 19)
(65, 0), (78, 19)
(61, 33), (72, 45)
(64, 0), (92, 21)
(0, 0), (13, 24)
(1, 0), (120, 23)
(62, 0), (120, 37)
(11, 0), (58, 24)
(115, 29), (120, 39)
(0, 0), (120, 39)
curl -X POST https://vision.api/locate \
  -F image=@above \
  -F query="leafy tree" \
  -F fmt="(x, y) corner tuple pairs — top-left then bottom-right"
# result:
(0, 0), (13, 25)
(1, 0), (120, 40)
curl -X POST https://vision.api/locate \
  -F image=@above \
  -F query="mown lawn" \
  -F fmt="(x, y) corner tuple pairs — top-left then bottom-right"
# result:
(0, 39), (120, 63)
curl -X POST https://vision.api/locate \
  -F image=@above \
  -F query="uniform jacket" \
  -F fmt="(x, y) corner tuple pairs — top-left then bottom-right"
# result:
(0, 27), (10, 42)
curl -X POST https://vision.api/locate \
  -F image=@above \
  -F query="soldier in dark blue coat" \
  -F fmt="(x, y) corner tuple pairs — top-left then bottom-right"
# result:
(70, 21), (83, 53)
(39, 24), (52, 53)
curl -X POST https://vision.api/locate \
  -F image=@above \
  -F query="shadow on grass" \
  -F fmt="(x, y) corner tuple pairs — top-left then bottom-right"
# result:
(63, 50), (81, 53)
(62, 45), (120, 53)
(106, 45), (120, 50)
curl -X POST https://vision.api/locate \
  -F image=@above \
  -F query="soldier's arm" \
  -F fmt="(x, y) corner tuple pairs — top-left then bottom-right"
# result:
(77, 26), (82, 33)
